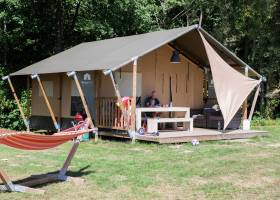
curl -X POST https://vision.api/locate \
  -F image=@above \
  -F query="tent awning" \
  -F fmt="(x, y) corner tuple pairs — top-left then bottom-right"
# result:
(199, 31), (261, 129)
(11, 24), (258, 76)
(11, 25), (199, 76)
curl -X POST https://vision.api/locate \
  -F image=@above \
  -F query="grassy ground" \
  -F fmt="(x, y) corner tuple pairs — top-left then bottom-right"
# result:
(0, 126), (279, 200)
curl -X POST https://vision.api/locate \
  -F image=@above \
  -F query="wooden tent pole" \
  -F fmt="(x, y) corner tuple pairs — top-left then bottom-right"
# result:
(248, 82), (261, 121)
(242, 66), (249, 119)
(31, 74), (60, 131)
(2, 76), (29, 131)
(108, 70), (128, 128)
(26, 76), (31, 120)
(67, 71), (97, 140)
(131, 57), (138, 142)
(58, 74), (63, 126)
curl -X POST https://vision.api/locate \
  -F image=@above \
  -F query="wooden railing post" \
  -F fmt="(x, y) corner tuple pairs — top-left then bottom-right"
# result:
(2, 76), (30, 131)
(31, 74), (60, 131)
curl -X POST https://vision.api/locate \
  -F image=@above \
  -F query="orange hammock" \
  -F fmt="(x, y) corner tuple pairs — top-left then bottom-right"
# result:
(0, 127), (92, 151)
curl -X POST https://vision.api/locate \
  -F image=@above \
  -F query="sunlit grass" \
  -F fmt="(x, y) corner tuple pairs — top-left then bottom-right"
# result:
(0, 125), (279, 200)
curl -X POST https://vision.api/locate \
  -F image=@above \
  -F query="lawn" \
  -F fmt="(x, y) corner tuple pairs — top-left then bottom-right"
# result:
(0, 125), (279, 200)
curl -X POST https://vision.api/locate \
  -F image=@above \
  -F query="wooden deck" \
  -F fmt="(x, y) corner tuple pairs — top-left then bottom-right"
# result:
(135, 128), (268, 144)
(98, 128), (268, 143)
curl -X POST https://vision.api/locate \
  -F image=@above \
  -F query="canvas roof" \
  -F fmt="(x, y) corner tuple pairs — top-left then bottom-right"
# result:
(11, 24), (249, 76)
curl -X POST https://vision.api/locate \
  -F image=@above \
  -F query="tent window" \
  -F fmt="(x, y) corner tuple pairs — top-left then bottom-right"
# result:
(39, 81), (53, 97)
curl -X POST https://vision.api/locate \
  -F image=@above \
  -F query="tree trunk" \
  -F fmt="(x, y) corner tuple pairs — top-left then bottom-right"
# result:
(54, 0), (65, 53)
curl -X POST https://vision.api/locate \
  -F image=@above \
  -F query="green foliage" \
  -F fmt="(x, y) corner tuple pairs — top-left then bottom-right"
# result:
(260, 98), (280, 119)
(0, 88), (31, 130)
(0, 0), (279, 124)
(0, 67), (31, 130)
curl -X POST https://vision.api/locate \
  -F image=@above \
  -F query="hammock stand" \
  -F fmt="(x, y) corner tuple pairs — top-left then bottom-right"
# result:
(0, 126), (96, 194)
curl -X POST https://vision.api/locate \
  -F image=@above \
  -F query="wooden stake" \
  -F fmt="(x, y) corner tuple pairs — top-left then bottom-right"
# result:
(131, 58), (138, 142)
(68, 72), (97, 140)
(3, 76), (29, 131)
(248, 82), (261, 121)
(32, 74), (60, 131)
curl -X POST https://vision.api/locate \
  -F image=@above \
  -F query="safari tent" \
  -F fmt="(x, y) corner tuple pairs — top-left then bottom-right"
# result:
(4, 24), (266, 143)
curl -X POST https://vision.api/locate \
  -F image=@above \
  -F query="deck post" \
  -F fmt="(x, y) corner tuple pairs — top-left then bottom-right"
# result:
(31, 74), (60, 131)
(67, 71), (97, 141)
(131, 57), (138, 142)
(242, 66), (249, 119)
(2, 76), (30, 131)
(248, 81), (261, 121)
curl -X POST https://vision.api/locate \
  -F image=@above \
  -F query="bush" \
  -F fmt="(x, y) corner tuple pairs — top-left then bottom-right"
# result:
(0, 67), (31, 130)
(0, 89), (31, 130)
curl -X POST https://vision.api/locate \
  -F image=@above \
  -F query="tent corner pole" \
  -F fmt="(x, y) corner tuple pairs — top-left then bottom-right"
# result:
(248, 81), (261, 122)
(242, 66), (249, 119)
(2, 75), (30, 131)
(67, 71), (97, 141)
(131, 57), (138, 143)
(31, 74), (60, 132)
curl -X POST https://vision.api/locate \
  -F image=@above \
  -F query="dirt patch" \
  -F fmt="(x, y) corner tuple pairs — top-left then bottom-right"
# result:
(266, 143), (280, 148)
(219, 174), (277, 188)
(188, 176), (209, 186)
(147, 183), (206, 200)
(169, 144), (183, 149)
(131, 147), (151, 153)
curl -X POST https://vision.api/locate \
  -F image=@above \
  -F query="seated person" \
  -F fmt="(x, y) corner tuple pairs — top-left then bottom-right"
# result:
(144, 90), (160, 107)
(144, 90), (161, 118)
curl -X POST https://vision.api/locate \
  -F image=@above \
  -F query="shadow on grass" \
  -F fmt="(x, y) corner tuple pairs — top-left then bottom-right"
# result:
(12, 165), (94, 188)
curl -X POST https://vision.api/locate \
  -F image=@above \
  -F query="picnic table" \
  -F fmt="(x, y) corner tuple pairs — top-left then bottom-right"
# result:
(136, 107), (193, 134)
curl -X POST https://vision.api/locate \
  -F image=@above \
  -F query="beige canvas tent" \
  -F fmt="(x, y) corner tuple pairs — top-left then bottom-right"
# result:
(3, 24), (265, 143)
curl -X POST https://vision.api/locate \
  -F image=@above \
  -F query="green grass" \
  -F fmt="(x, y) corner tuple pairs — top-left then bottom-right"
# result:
(0, 125), (279, 200)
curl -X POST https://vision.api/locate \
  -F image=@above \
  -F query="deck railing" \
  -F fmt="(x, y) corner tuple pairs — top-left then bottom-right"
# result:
(95, 97), (131, 130)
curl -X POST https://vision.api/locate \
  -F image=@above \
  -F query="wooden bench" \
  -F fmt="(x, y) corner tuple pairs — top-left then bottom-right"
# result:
(147, 117), (193, 134)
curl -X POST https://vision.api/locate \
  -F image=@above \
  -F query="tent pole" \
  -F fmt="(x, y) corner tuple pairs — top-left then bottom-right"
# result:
(26, 76), (31, 125)
(131, 57), (138, 142)
(242, 66), (249, 119)
(58, 74), (63, 126)
(67, 71), (97, 141)
(2, 76), (29, 131)
(31, 74), (60, 131)
(248, 83), (261, 122)
(108, 70), (128, 128)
